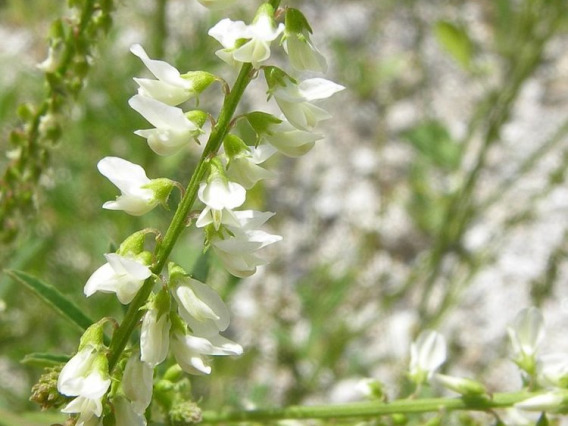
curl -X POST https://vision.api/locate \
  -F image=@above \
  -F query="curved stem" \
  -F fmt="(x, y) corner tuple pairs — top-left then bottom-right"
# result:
(107, 62), (254, 371)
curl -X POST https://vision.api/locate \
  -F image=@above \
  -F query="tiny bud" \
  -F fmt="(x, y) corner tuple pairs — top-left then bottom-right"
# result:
(169, 400), (202, 424)
(434, 374), (487, 397)
(515, 391), (568, 413)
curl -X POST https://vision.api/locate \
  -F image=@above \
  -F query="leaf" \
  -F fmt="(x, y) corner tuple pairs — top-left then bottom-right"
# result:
(434, 21), (473, 70)
(400, 120), (461, 170)
(21, 352), (70, 367)
(0, 408), (65, 426)
(5, 269), (93, 333)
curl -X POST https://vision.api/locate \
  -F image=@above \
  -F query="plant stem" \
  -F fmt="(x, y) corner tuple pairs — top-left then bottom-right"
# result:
(107, 62), (254, 372)
(198, 391), (543, 423)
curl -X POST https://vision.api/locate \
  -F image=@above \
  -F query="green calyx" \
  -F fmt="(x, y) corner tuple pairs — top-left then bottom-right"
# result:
(284, 8), (313, 36)
(223, 133), (249, 160)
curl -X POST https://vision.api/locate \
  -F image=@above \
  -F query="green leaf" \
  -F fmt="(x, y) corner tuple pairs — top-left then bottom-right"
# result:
(5, 269), (93, 333)
(21, 352), (70, 367)
(400, 120), (461, 170)
(434, 21), (473, 70)
(0, 408), (65, 426)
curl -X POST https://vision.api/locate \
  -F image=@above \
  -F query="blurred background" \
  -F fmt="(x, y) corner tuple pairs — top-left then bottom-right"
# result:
(1, 0), (568, 424)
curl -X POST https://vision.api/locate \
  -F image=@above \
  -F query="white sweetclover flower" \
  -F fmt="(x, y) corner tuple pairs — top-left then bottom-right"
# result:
(282, 8), (327, 73)
(508, 306), (545, 374)
(122, 355), (153, 415)
(113, 396), (147, 426)
(129, 95), (201, 156)
(211, 210), (282, 278)
(539, 353), (568, 387)
(208, 4), (284, 68)
(196, 176), (246, 231)
(57, 346), (111, 426)
(408, 330), (447, 385)
(262, 120), (323, 157)
(272, 78), (345, 131)
(130, 44), (195, 106)
(98, 156), (172, 216)
(84, 253), (152, 304)
(171, 329), (243, 375)
(226, 145), (275, 189)
(140, 305), (171, 367)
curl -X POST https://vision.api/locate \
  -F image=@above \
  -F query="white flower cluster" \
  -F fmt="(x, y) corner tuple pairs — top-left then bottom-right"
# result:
(56, 3), (343, 425)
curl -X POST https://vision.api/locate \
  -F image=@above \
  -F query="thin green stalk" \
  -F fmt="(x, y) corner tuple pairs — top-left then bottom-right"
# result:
(197, 391), (543, 423)
(107, 63), (254, 371)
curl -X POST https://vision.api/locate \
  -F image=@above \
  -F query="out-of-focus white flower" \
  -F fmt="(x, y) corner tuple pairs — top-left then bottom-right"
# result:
(129, 95), (202, 156)
(211, 210), (282, 278)
(140, 303), (171, 367)
(113, 396), (147, 426)
(130, 44), (195, 106)
(408, 330), (447, 385)
(282, 8), (327, 73)
(539, 353), (568, 388)
(122, 355), (153, 415)
(98, 157), (173, 215)
(171, 329), (243, 375)
(433, 374), (487, 396)
(272, 78), (344, 131)
(208, 4), (284, 68)
(508, 307), (545, 375)
(84, 253), (152, 304)
(515, 391), (568, 413)
(57, 346), (111, 426)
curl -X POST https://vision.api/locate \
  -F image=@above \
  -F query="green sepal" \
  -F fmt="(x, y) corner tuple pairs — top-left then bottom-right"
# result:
(285, 8), (313, 36)
(245, 111), (282, 136)
(168, 262), (188, 287)
(223, 133), (249, 160)
(78, 318), (108, 351)
(180, 71), (217, 95)
(253, 3), (276, 25)
(143, 178), (175, 207)
(116, 229), (153, 257)
(185, 110), (208, 130)
(264, 66), (295, 97)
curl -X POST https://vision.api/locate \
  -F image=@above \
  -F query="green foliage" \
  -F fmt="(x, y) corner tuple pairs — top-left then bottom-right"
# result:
(433, 21), (474, 70)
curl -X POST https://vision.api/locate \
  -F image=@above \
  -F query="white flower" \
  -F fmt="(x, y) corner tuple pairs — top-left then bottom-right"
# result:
(196, 177), (246, 230)
(113, 396), (147, 426)
(539, 353), (568, 387)
(515, 391), (568, 413)
(262, 121), (323, 157)
(171, 330), (243, 375)
(140, 306), (171, 367)
(98, 157), (163, 216)
(122, 356), (153, 415)
(130, 44), (195, 106)
(57, 346), (111, 426)
(208, 9), (284, 68)
(283, 34), (327, 73)
(409, 330), (447, 385)
(172, 277), (230, 337)
(272, 78), (344, 131)
(129, 95), (201, 156)
(226, 146), (275, 189)
(508, 307), (545, 374)
(84, 253), (152, 304)
(211, 210), (282, 278)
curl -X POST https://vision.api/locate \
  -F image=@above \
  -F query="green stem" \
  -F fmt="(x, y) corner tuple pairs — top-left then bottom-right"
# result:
(107, 62), (254, 372)
(198, 391), (543, 423)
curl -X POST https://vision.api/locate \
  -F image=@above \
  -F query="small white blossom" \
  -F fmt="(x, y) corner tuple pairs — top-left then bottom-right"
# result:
(262, 121), (323, 157)
(130, 44), (194, 106)
(208, 7), (284, 68)
(539, 353), (568, 387)
(226, 146), (275, 189)
(409, 330), (447, 385)
(515, 391), (568, 413)
(140, 306), (171, 367)
(211, 210), (282, 278)
(171, 330), (243, 375)
(98, 157), (167, 216)
(84, 253), (152, 304)
(122, 355), (153, 415)
(57, 346), (111, 426)
(508, 307), (545, 374)
(272, 78), (344, 131)
(196, 177), (246, 230)
(172, 277), (230, 338)
(129, 95), (201, 156)
(113, 396), (147, 426)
